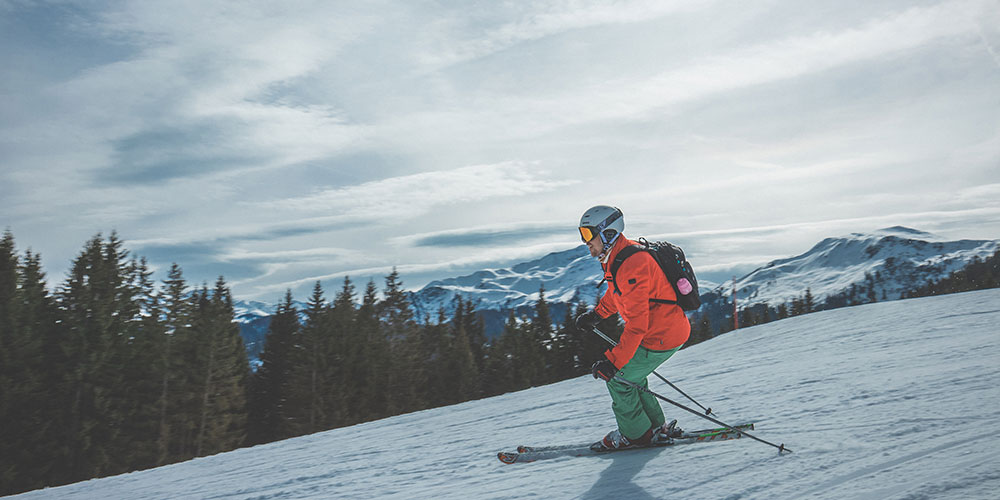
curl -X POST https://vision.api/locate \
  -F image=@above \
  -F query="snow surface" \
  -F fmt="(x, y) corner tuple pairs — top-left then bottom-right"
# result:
(17, 288), (1000, 500)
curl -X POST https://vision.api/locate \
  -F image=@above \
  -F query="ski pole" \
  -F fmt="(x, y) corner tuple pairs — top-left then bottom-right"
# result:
(612, 375), (791, 454)
(592, 327), (714, 416)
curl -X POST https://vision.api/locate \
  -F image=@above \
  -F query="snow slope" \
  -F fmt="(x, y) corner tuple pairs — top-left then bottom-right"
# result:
(17, 288), (1000, 500)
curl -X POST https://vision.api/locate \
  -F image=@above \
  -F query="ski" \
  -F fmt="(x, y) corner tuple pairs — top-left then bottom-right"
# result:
(497, 423), (754, 464)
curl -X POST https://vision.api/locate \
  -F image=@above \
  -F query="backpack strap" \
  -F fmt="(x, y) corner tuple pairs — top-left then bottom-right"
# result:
(608, 242), (681, 306)
(608, 245), (642, 295)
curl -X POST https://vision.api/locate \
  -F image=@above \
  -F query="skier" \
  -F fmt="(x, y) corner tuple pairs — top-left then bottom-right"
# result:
(574, 205), (692, 451)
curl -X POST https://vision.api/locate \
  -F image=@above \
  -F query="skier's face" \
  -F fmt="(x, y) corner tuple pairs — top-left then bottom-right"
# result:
(586, 236), (604, 258)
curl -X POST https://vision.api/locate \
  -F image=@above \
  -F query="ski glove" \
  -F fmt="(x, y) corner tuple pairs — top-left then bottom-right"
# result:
(575, 310), (601, 331)
(591, 359), (618, 381)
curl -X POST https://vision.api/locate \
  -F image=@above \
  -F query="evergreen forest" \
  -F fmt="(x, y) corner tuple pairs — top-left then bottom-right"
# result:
(0, 231), (612, 496)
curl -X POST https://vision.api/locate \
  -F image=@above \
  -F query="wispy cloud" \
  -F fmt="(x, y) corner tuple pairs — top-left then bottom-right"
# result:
(416, 0), (707, 70)
(399, 221), (570, 248)
(267, 162), (578, 219)
(4, 1), (378, 184)
(504, 0), (991, 131)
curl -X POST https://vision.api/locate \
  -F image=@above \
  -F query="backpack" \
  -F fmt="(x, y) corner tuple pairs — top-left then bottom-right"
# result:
(608, 238), (701, 311)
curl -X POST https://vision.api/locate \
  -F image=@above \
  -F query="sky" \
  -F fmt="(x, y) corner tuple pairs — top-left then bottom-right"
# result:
(2, 0), (999, 304)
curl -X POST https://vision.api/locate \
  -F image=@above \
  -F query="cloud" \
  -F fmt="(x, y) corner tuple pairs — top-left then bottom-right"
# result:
(98, 124), (255, 184)
(416, 0), (707, 70)
(267, 162), (579, 220)
(403, 222), (570, 248)
(129, 215), (364, 256)
(134, 240), (265, 283)
(484, 0), (991, 133)
(218, 247), (359, 265)
(2, 1), (379, 188)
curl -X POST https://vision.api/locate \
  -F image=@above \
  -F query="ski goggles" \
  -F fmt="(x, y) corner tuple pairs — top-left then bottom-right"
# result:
(579, 209), (622, 243)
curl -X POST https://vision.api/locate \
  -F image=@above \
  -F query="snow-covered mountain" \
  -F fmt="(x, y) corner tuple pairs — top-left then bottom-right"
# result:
(712, 226), (998, 309)
(407, 245), (603, 334)
(407, 226), (998, 333)
(16, 288), (1000, 499)
(233, 226), (997, 349)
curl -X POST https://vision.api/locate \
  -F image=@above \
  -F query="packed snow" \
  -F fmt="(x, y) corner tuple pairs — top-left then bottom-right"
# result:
(15, 289), (1000, 500)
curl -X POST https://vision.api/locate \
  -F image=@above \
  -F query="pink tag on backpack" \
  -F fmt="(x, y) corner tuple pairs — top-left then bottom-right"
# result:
(677, 278), (693, 295)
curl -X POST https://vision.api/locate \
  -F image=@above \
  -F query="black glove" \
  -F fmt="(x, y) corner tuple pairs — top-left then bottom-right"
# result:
(575, 310), (601, 331)
(591, 359), (618, 381)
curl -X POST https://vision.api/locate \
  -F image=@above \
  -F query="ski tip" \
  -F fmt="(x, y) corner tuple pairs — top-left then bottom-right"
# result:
(498, 451), (519, 464)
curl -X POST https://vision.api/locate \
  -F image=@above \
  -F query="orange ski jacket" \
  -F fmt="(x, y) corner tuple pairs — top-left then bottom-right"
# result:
(594, 236), (691, 368)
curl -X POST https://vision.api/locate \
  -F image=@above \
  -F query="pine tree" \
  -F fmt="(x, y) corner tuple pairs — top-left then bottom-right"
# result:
(157, 263), (192, 463)
(329, 277), (357, 425)
(247, 290), (298, 444)
(190, 278), (249, 457)
(0, 231), (22, 493)
(0, 230), (16, 349)
(503, 312), (535, 391)
(0, 235), (61, 495)
(356, 280), (388, 420)
(448, 303), (480, 403)
(776, 303), (789, 320)
(460, 298), (486, 372)
(688, 312), (713, 346)
(532, 285), (554, 385)
(547, 305), (578, 381)
(57, 233), (144, 481)
(480, 312), (521, 395)
(379, 269), (424, 414)
(114, 257), (165, 471)
(421, 311), (450, 408)
(286, 282), (329, 435)
(572, 301), (607, 372)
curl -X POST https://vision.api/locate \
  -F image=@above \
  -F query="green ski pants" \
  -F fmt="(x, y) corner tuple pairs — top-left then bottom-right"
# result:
(605, 345), (681, 440)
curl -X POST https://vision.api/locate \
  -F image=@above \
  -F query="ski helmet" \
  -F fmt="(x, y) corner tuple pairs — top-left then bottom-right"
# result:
(579, 205), (624, 254)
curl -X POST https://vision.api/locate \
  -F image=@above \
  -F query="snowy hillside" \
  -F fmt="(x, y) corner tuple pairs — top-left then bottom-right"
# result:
(716, 226), (999, 309)
(17, 288), (1000, 500)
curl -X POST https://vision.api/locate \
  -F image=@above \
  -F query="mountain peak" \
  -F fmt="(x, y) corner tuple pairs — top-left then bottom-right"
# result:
(870, 226), (941, 240)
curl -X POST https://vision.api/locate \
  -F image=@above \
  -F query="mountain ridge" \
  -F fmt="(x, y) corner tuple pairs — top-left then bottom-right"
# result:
(233, 226), (998, 355)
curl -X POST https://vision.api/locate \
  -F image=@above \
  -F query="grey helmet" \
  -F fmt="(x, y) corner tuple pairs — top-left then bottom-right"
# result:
(579, 205), (624, 255)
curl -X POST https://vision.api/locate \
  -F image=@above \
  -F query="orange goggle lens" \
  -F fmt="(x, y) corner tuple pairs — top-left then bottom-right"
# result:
(579, 226), (596, 243)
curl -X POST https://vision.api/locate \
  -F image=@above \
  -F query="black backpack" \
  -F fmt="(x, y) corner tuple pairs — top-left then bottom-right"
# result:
(608, 238), (701, 311)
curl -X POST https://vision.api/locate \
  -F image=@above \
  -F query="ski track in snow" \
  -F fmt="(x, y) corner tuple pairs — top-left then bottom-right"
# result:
(11, 289), (1000, 500)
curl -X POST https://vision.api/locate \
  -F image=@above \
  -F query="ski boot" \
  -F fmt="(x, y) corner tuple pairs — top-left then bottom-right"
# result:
(590, 427), (655, 452)
(651, 419), (681, 445)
